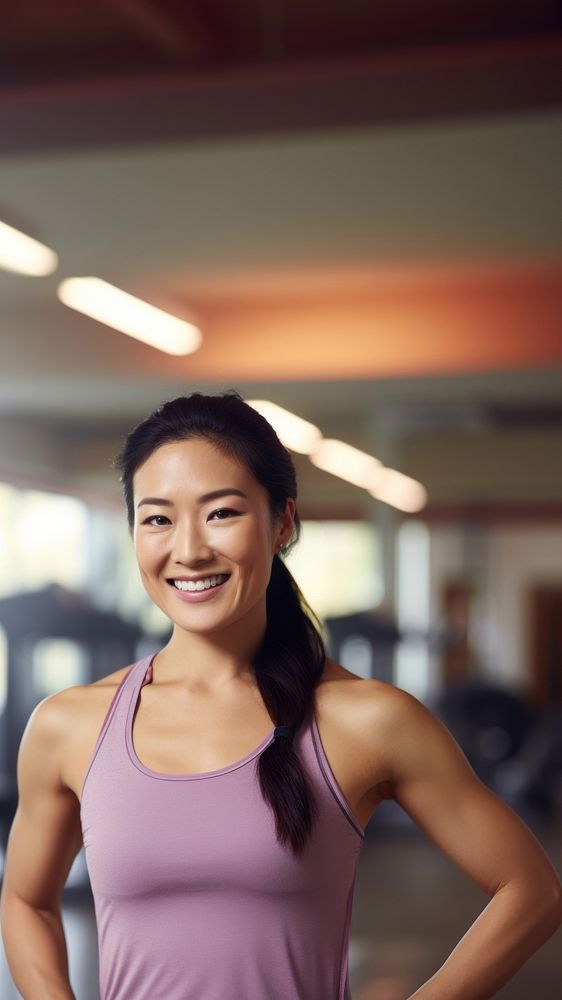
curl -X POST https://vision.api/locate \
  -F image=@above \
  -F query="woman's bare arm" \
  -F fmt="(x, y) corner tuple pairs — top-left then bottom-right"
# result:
(361, 683), (562, 1000)
(0, 691), (82, 1000)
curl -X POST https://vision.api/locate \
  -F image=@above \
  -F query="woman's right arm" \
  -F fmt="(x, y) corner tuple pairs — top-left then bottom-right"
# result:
(0, 691), (83, 999)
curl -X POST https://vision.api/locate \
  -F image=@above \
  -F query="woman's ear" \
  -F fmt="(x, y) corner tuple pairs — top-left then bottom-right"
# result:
(273, 497), (295, 555)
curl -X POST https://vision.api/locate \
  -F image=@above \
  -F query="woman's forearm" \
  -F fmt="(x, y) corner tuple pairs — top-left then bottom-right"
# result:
(0, 892), (76, 1000)
(407, 879), (562, 1000)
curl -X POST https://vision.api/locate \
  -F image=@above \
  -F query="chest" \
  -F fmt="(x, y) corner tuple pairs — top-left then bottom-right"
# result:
(67, 673), (388, 833)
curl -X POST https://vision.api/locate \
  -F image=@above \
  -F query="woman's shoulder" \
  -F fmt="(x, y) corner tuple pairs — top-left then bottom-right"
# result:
(47, 663), (138, 796)
(45, 663), (136, 739)
(320, 655), (404, 706)
(318, 658), (433, 749)
(318, 660), (451, 801)
(325, 656), (426, 700)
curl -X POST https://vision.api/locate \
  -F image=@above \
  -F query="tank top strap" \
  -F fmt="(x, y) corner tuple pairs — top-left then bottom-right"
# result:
(298, 697), (365, 842)
(80, 654), (153, 807)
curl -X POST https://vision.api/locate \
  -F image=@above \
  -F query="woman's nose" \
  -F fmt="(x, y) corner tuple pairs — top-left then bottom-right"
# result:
(171, 520), (213, 561)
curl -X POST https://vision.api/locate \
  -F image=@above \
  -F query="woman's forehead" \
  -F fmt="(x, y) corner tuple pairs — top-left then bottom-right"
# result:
(134, 439), (255, 494)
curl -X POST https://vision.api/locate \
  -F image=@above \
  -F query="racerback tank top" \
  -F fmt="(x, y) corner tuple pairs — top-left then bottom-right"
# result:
(80, 652), (365, 999)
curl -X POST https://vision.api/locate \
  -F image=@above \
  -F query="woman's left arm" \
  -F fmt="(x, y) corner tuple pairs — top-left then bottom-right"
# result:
(367, 685), (562, 1000)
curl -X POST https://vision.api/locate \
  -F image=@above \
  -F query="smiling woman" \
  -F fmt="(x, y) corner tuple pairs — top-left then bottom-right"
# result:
(1, 390), (353, 1000)
(1, 389), (561, 1000)
(80, 389), (359, 1000)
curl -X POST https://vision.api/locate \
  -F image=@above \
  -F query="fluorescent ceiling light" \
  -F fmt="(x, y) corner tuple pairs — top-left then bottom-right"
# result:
(246, 400), (322, 453)
(57, 277), (202, 356)
(309, 438), (383, 488)
(368, 468), (427, 513)
(0, 220), (58, 276)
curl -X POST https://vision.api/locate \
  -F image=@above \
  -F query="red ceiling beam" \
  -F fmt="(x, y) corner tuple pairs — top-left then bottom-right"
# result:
(0, 35), (561, 154)
(107, 0), (216, 63)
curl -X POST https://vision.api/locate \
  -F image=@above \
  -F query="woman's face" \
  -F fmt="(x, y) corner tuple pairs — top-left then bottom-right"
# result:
(132, 437), (294, 633)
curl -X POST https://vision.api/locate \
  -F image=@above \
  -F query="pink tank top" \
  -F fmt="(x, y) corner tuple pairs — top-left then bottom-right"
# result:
(80, 652), (365, 999)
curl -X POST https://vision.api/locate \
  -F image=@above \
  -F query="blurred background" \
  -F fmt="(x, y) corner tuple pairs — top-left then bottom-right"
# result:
(0, 1), (561, 997)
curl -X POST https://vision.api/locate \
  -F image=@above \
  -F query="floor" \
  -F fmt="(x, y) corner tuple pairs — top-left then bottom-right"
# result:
(1, 808), (561, 998)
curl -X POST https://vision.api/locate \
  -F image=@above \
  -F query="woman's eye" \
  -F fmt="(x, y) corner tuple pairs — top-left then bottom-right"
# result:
(210, 508), (238, 520)
(143, 515), (169, 526)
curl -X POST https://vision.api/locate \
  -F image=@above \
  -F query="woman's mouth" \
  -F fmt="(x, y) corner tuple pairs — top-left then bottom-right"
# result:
(166, 574), (231, 603)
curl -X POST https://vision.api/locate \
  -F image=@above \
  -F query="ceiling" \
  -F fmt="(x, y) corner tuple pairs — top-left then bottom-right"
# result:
(0, 1), (561, 517)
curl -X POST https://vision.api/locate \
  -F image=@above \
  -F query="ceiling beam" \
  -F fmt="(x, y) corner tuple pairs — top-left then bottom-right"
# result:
(107, 0), (215, 63)
(0, 36), (561, 154)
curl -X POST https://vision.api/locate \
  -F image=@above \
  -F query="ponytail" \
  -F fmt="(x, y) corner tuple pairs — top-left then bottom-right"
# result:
(254, 553), (326, 854)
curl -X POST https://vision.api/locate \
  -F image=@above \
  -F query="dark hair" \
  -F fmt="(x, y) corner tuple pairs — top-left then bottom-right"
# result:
(112, 389), (326, 856)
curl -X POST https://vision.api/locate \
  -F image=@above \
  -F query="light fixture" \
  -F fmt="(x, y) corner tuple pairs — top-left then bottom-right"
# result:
(246, 400), (322, 453)
(247, 403), (428, 514)
(309, 438), (383, 489)
(0, 220), (58, 276)
(368, 468), (427, 513)
(57, 277), (202, 356)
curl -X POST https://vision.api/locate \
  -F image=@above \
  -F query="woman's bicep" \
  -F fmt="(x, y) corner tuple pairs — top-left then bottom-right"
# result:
(374, 687), (560, 900)
(1, 693), (83, 913)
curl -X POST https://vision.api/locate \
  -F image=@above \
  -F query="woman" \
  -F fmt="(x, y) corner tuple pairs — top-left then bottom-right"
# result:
(1, 389), (561, 1000)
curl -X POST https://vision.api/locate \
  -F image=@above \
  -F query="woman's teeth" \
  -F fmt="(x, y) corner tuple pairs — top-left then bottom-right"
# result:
(172, 574), (229, 592)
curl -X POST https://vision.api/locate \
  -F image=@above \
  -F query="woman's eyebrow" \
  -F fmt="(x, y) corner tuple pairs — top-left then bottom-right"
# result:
(136, 488), (248, 508)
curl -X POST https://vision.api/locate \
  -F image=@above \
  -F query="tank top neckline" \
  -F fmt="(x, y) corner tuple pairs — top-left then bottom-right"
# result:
(125, 652), (278, 782)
